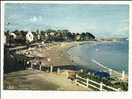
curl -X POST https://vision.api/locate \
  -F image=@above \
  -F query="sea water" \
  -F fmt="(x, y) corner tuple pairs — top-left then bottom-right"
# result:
(68, 39), (128, 73)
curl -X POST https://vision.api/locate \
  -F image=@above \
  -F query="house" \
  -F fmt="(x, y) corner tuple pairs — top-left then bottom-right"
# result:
(50, 32), (55, 36)
(75, 33), (81, 41)
(9, 32), (17, 39)
(6, 32), (17, 44)
(26, 31), (34, 43)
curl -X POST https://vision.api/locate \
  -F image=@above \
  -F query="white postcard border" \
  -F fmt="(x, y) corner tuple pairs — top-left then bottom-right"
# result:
(1, 1), (132, 99)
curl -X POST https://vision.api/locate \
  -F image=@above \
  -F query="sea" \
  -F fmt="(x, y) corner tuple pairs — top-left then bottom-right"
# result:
(68, 39), (128, 73)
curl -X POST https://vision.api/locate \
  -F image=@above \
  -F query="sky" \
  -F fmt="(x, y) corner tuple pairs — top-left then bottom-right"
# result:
(5, 4), (129, 38)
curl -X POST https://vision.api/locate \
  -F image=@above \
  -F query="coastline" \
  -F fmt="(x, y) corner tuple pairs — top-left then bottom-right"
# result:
(15, 41), (128, 80)
(4, 41), (128, 90)
(64, 41), (128, 80)
(5, 42), (94, 90)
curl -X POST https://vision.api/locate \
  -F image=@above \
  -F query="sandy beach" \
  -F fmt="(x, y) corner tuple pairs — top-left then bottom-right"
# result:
(4, 42), (94, 90)
(42, 42), (75, 66)
(15, 42), (82, 67)
(4, 41), (128, 90)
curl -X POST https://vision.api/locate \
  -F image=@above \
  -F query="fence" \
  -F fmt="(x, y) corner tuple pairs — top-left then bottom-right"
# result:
(75, 74), (121, 91)
(91, 59), (122, 78)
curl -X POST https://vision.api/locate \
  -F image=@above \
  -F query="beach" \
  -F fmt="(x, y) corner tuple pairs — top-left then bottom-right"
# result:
(4, 42), (93, 90)
(15, 41), (89, 67)
(4, 41), (128, 90)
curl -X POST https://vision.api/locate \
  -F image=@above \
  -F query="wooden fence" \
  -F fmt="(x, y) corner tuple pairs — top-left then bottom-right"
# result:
(75, 74), (121, 91)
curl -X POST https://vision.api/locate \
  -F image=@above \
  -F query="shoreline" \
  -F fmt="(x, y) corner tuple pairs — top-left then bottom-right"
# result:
(4, 41), (128, 90)
(64, 41), (128, 80)
(4, 42), (94, 90)
(15, 41), (128, 80)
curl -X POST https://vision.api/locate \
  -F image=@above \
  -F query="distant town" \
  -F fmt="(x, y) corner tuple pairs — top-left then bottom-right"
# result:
(4, 29), (96, 46)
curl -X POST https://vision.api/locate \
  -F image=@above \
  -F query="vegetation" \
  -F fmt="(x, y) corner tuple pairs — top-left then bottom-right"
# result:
(4, 48), (29, 73)
(4, 29), (96, 45)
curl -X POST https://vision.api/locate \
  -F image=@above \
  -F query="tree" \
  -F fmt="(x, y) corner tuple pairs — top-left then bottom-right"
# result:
(80, 32), (86, 41)
(66, 32), (72, 41)
(40, 30), (46, 40)
(62, 29), (69, 41)
(86, 32), (95, 40)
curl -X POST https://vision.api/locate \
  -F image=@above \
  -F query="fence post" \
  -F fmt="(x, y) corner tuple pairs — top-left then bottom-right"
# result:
(121, 70), (125, 80)
(31, 63), (33, 70)
(57, 68), (60, 74)
(109, 69), (112, 76)
(86, 78), (89, 87)
(50, 66), (53, 72)
(75, 74), (78, 83)
(39, 65), (42, 71)
(76, 74), (78, 78)
(100, 82), (103, 91)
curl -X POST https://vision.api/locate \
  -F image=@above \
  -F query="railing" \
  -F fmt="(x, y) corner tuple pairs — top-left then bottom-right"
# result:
(75, 74), (121, 91)
(91, 59), (122, 77)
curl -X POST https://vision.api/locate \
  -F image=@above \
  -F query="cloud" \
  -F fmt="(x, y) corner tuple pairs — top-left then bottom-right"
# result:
(29, 16), (42, 22)
(118, 26), (128, 33)
(117, 19), (129, 33)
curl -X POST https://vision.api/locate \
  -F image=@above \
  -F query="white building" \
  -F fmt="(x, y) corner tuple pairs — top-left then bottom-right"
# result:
(50, 32), (55, 36)
(26, 31), (34, 43)
(9, 32), (17, 39)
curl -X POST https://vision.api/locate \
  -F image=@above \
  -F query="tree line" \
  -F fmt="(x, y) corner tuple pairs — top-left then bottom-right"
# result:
(4, 29), (96, 45)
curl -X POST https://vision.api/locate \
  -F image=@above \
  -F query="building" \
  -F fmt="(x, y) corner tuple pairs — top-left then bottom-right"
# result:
(26, 31), (34, 43)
